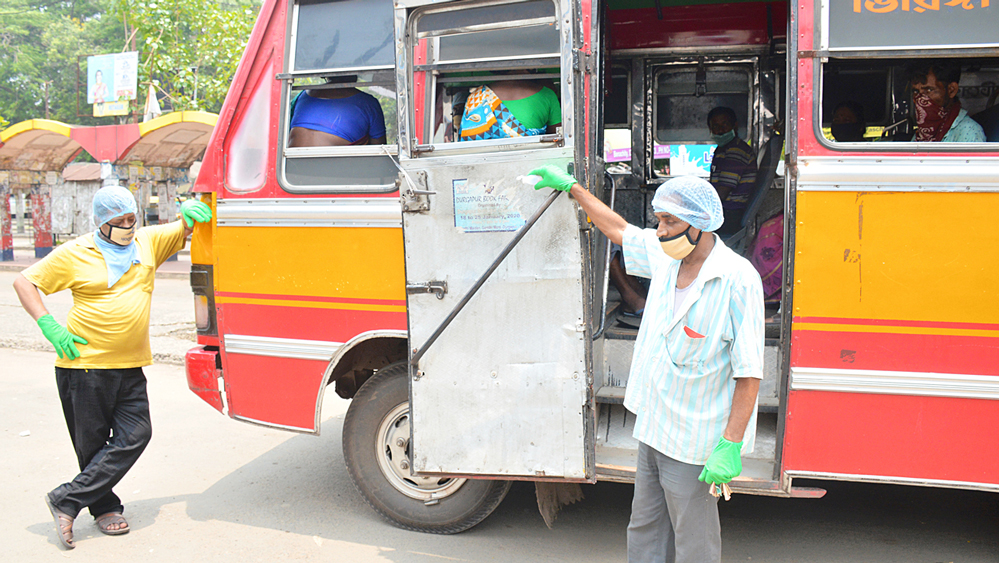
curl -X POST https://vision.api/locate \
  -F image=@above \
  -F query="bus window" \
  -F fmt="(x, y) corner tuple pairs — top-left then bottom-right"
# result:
(820, 58), (999, 146)
(278, 0), (400, 194)
(652, 64), (753, 179)
(603, 64), (631, 174)
(407, 0), (564, 154)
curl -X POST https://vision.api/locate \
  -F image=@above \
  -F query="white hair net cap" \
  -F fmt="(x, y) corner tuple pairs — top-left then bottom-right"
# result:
(650, 176), (724, 232)
(92, 186), (138, 227)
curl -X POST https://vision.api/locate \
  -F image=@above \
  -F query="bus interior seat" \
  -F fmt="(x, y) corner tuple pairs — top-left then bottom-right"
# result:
(723, 131), (783, 254)
(971, 104), (999, 142)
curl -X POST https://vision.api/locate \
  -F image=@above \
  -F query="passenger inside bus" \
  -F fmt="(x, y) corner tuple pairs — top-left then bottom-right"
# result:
(288, 76), (387, 147)
(707, 107), (757, 237)
(458, 74), (561, 141)
(830, 101), (867, 142)
(906, 61), (986, 143)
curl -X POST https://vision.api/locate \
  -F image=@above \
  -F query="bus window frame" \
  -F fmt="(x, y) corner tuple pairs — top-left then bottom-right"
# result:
(401, 0), (570, 158)
(604, 62), (632, 130)
(648, 57), (761, 182)
(277, 0), (402, 195)
(812, 53), (999, 153)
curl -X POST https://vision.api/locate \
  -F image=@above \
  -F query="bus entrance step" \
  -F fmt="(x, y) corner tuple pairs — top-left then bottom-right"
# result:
(595, 386), (627, 404)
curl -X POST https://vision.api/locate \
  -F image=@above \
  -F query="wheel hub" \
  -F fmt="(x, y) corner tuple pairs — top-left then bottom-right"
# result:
(375, 402), (466, 502)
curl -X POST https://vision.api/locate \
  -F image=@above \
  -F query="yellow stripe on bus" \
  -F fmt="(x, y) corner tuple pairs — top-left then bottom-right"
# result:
(793, 191), (999, 325)
(213, 225), (405, 301)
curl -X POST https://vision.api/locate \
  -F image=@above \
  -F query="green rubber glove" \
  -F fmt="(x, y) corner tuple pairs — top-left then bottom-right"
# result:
(36, 314), (88, 360)
(180, 200), (212, 228)
(698, 437), (743, 485)
(528, 164), (578, 193)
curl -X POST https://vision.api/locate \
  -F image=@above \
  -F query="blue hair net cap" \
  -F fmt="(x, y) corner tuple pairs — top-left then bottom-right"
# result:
(92, 186), (138, 226)
(650, 176), (724, 232)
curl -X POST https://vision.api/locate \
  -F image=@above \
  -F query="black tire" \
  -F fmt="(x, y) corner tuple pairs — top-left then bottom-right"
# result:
(342, 362), (511, 534)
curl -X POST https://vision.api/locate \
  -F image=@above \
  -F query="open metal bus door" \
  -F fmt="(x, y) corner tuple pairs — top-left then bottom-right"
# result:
(394, 0), (595, 482)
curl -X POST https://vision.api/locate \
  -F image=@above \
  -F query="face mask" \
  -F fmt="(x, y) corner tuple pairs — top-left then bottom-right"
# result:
(104, 222), (136, 246)
(710, 130), (736, 146)
(659, 226), (702, 260)
(831, 123), (866, 142)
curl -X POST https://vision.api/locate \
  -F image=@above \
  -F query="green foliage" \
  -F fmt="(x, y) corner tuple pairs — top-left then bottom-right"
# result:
(114, 0), (259, 113)
(0, 0), (119, 125)
(0, 0), (258, 125)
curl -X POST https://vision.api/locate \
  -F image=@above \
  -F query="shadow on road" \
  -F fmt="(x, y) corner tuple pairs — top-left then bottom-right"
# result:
(124, 413), (999, 563)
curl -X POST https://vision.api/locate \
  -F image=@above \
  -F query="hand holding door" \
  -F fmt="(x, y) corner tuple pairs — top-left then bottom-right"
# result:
(529, 164), (578, 192)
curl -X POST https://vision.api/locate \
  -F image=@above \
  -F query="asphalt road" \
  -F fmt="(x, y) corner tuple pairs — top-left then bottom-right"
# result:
(2, 272), (998, 562)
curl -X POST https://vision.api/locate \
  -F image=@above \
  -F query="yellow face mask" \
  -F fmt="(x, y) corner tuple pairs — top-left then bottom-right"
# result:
(659, 227), (702, 260)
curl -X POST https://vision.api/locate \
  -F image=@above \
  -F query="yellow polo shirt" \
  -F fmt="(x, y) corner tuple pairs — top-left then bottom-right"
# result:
(22, 222), (187, 369)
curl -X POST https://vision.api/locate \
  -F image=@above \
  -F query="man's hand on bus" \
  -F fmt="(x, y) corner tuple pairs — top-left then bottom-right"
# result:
(181, 200), (213, 228)
(529, 164), (578, 192)
(698, 437), (743, 485)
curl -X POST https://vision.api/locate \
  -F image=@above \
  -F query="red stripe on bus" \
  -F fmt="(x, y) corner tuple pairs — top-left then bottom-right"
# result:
(783, 389), (999, 485)
(218, 302), (406, 343)
(794, 316), (999, 332)
(217, 291), (406, 307)
(791, 330), (999, 376)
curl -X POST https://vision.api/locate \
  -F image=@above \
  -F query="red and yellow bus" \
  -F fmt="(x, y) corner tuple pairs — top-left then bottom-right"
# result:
(185, 0), (999, 533)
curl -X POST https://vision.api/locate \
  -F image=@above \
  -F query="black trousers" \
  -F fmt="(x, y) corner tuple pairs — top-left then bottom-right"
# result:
(51, 367), (152, 519)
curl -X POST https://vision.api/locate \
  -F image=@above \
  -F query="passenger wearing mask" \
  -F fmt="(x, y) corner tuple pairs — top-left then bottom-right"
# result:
(706, 107), (757, 236)
(527, 166), (764, 563)
(13, 187), (212, 549)
(831, 101), (868, 142)
(906, 61), (985, 143)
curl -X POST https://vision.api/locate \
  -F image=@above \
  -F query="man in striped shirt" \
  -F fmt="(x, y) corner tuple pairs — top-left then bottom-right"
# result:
(529, 166), (764, 563)
(708, 107), (757, 236)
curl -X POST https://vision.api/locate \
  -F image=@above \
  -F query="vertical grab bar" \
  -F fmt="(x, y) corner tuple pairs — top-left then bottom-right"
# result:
(592, 173), (617, 340)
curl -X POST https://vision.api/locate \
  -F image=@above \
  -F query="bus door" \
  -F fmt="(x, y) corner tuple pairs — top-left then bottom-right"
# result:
(394, 0), (595, 480)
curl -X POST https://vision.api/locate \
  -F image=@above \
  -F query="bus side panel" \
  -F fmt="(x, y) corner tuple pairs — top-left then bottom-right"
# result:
(213, 225), (406, 432)
(783, 390), (999, 485)
(785, 189), (999, 488)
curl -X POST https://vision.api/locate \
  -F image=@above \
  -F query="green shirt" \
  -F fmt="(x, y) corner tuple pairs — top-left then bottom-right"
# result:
(502, 87), (561, 134)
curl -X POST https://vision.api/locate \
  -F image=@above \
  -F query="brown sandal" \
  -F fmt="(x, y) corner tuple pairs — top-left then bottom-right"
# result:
(95, 511), (130, 536)
(45, 494), (75, 549)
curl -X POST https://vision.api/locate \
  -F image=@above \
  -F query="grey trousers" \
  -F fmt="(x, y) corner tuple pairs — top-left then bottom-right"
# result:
(627, 442), (721, 563)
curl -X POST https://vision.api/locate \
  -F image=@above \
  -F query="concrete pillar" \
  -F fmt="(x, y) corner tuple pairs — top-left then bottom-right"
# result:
(0, 173), (11, 261)
(158, 181), (177, 225)
(159, 181), (179, 261)
(15, 189), (26, 234)
(30, 183), (53, 258)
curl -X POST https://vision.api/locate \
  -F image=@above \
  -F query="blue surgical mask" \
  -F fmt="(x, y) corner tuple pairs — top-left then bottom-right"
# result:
(710, 130), (736, 146)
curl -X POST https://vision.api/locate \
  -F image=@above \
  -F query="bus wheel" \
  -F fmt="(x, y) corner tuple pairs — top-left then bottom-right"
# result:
(342, 362), (512, 534)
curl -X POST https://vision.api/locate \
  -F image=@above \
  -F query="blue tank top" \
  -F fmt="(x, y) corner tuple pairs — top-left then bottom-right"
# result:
(289, 91), (387, 144)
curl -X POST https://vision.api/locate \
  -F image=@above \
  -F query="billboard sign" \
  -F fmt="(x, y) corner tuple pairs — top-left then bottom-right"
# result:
(87, 52), (139, 116)
(826, 1), (997, 51)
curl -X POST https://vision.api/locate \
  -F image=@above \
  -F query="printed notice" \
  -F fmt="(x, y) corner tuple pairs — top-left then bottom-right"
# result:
(453, 179), (526, 233)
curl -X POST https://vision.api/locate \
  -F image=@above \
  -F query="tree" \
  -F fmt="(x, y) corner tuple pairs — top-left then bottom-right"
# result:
(113, 0), (260, 113)
(0, 0), (258, 126)
(0, 0), (120, 125)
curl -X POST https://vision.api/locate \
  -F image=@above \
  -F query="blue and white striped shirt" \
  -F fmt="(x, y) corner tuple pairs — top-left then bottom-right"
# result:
(622, 225), (764, 465)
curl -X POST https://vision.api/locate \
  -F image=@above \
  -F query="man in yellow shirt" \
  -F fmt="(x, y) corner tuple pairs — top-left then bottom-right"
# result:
(12, 186), (211, 549)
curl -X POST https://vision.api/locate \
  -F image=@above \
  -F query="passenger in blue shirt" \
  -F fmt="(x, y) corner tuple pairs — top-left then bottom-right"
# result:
(289, 75), (387, 147)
